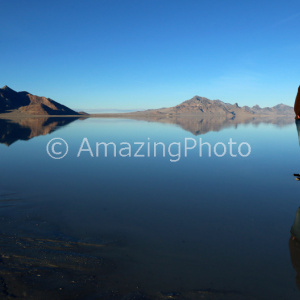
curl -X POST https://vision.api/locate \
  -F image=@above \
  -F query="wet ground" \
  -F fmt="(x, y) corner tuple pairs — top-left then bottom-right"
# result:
(0, 193), (255, 300)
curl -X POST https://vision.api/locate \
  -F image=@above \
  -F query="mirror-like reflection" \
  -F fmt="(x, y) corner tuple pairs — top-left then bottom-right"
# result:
(126, 115), (294, 135)
(0, 117), (79, 146)
(0, 115), (294, 147)
(0, 116), (299, 299)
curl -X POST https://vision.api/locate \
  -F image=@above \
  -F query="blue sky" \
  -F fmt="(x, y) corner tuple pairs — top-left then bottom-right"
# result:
(1, 0), (299, 111)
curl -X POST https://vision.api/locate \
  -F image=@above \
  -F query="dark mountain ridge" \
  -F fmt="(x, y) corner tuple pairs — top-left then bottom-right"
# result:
(138, 96), (294, 116)
(0, 85), (79, 116)
(1, 86), (293, 117)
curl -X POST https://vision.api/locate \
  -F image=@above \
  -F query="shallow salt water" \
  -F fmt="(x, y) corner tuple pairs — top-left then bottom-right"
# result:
(0, 117), (300, 299)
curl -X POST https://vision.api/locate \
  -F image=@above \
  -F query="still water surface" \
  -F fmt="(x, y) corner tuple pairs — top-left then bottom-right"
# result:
(0, 117), (299, 299)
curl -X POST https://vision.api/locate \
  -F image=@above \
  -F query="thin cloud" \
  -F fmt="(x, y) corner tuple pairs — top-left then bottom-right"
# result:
(272, 12), (300, 27)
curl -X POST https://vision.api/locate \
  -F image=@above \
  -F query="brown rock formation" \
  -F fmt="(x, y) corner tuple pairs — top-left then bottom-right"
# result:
(0, 85), (79, 116)
(294, 86), (300, 118)
(134, 95), (294, 117)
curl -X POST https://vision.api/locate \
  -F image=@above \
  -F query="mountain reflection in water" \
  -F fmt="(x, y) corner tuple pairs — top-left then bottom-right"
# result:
(127, 114), (295, 135)
(0, 117), (80, 146)
(0, 115), (295, 146)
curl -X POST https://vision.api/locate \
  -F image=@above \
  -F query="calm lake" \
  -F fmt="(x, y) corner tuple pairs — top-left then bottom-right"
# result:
(0, 116), (300, 299)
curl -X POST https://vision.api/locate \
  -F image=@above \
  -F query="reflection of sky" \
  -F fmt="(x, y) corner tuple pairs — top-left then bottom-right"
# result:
(0, 119), (298, 182)
(0, 119), (298, 187)
(0, 118), (300, 298)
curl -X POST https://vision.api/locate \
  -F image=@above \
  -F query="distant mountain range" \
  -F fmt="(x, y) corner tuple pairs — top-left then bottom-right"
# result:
(136, 96), (294, 116)
(0, 86), (79, 115)
(0, 86), (294, 117)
